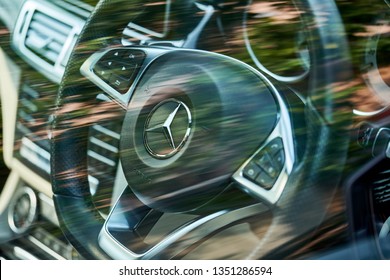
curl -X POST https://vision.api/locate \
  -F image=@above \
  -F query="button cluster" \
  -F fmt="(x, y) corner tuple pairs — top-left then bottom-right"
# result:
(243, 138), (285, 190)
(93, 49), (145, 94)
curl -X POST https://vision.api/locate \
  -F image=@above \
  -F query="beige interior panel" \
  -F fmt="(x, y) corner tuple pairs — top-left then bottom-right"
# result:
(0, 48), (53, 198)
(0, 170), (19, 213)
(12, 160), (52, 198)
(0, 47), (19, 167)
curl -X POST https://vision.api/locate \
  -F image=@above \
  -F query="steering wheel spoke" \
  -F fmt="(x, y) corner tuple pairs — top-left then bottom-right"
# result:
(99, 184), (269, 259)
(81, 47), (170, 107)
(233, 97), (296, 205)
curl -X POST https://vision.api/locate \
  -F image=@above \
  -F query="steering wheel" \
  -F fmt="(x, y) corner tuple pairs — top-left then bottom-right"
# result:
(51, 0), (352, 259)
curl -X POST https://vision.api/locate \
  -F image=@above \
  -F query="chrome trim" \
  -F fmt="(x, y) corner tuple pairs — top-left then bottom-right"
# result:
(144, 99), (192, 159)
(88, 175), (99, 196)
(8, 186), (37, 234)
(20, 137), (51, 174)
(21, 137), (50, 160)
(123, 28), (153, 43)
(111, 162), (128, 210)
(146, 40), (185, 48)
(379, 216), (390, 239)
(20, 98), (38, 112)
(92, 124), (121, 140)
(99, 203), (268, 259)
(353, 107), (388, 117)
(13, 246), (38, 260)
(58, 0), (93, 17)
(243, 0), (309, 83)
(127, 22), (167, 40)
(87, 150), (116, 167)
(12, 0), (85, 84)
(372, 128), (390, 157)
(232, 115), (295, 205)
(23, 83), (39, 98)
(90, 137), (119, 153)
(27, 235), (67, 260)
(38, 193), (59, 226)
(16, 123), (31, 135)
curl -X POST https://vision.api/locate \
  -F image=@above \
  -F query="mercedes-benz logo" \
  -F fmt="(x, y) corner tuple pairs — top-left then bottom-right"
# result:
(144, 99), (192, 159)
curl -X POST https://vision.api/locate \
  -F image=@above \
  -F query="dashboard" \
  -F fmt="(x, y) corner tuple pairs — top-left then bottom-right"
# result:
(0, 0), (389, 260)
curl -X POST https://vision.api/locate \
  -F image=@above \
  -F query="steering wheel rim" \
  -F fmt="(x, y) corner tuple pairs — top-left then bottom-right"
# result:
(51, 0), (352, 259)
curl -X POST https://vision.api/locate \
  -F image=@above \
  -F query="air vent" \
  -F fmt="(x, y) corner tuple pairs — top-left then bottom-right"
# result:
(121, 0), (171, 46)
(25, 12), (72, 65)
(372, 168), (390, 204)
(88, 122), (120, 210)
(13, 0), (85, 83)
(88, 123), (120, 176)
(16, 84), (52, 175)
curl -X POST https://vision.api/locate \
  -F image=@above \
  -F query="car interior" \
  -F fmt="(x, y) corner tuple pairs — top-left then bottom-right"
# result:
(0, 0), (389, 260)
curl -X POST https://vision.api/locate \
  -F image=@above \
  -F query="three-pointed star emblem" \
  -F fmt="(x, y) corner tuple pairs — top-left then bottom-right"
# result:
(144, 99), (192, 159)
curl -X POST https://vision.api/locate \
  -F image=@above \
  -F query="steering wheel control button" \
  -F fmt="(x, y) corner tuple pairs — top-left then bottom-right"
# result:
(94, 64), (111, 82)
(256, 171), (274, 190)
(243, 137), (285, 190)
(93, 49), (146, 94)
(109, 74), (132, 94)
(122, 49), (146, 62)
(255, 153), (277, 178)
(243, 162), (261, 181)
(268, 137), (284, 156)
(144, 99), (192, 159)
(273, 150), (286, 170)
(114, 64), (137, 78)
